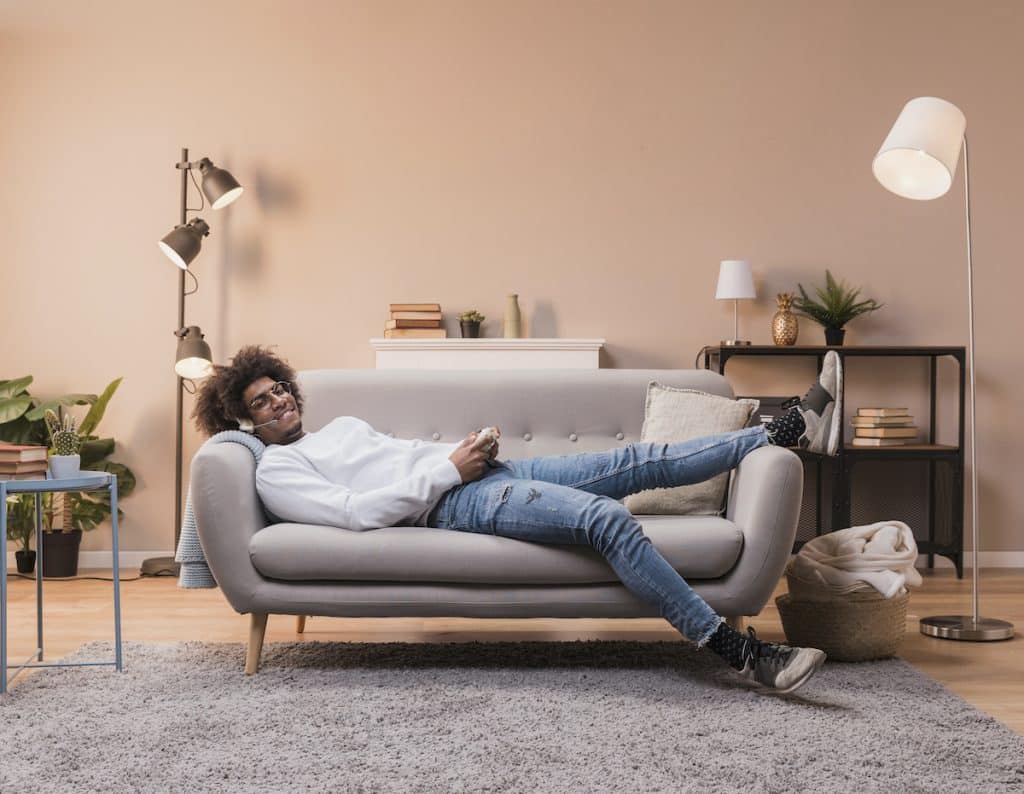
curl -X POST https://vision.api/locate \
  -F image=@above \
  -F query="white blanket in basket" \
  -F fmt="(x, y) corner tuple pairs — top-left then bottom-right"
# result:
(787, 521), (923, 599)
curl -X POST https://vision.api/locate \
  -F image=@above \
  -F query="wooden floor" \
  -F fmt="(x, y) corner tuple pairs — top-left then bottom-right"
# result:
(4, 566), (1022, 733)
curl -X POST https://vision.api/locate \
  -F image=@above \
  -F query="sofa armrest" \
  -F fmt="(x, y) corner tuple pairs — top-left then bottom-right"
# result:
(190, 443), (270, 615)
(716, 444), (803, 615)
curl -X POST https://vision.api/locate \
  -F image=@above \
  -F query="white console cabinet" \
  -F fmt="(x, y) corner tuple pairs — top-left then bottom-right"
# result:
(370, 338), (605, 370)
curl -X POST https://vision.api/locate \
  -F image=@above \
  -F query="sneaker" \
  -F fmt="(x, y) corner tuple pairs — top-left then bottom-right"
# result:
(799, 350), (843, 455)
(736, 626), (826, 694)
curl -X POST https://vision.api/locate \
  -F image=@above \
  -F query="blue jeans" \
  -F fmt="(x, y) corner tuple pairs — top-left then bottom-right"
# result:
(427, 424), (770, 647)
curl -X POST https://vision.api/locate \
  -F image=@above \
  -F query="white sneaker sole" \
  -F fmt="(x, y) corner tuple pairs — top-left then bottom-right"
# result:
(821, 351), (843, 455)
(774, 648), (827, 694)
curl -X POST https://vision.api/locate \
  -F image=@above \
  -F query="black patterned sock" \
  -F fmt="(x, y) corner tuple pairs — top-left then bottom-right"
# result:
(704, 621), (750, 670)
(765, 407), (806, 447)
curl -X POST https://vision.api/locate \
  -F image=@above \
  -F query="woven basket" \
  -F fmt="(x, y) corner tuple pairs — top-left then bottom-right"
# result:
(785, 571), (879, 602)
(775, 590), (909, 662)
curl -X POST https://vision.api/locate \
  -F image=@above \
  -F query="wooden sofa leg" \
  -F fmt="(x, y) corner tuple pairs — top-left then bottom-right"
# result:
(246, 612), (268, 675)
(296, 615), (307, 634)
(725, 616), (746, 632)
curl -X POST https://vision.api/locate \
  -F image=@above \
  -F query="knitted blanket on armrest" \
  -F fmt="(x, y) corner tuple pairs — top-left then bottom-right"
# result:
(175, 430), (269, 589)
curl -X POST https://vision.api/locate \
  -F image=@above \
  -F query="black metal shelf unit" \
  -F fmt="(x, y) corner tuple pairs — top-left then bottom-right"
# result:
(703, 345), (966, 578)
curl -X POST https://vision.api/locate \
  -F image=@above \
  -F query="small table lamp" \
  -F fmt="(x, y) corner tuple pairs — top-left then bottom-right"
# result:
(715, 259), (756, 346)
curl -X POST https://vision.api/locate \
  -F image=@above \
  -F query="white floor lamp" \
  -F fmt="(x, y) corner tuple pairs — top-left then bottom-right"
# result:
(873, 96), (1014, 641)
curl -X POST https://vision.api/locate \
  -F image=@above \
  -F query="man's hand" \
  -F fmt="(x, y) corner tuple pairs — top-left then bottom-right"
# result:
(449, 428), (501, 483)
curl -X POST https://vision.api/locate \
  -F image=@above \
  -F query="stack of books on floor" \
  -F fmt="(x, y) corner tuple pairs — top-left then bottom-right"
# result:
(0, 444), (49, 480)
(384, 303), (446, 339)
(851, 408), (918, 446)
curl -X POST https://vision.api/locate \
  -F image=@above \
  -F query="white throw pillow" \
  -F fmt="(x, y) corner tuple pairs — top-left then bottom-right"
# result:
(624, 383), (759, 516)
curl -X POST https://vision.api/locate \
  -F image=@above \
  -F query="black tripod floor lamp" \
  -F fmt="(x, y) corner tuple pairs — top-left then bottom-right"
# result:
(140, 148), (243, 577)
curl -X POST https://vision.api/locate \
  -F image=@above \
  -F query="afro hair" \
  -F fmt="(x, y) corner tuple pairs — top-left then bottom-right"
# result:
(191, 345), (305, 437)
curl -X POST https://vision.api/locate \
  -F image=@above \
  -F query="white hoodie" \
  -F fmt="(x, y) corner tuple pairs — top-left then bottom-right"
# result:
(255, 416), (463, 531)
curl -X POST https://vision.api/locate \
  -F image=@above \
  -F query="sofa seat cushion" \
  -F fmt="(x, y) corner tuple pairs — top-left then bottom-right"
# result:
(249, 514), (744, 584)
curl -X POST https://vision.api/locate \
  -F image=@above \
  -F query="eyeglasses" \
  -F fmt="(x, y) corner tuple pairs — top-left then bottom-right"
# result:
(248, 381), (293, 412)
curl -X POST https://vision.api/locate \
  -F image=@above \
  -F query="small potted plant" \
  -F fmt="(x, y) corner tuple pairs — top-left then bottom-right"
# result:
(793, 269), (883, 346)
(458, 310), (485, 338)
(5, 493), (54, 574)
(44, 408), (83, 479)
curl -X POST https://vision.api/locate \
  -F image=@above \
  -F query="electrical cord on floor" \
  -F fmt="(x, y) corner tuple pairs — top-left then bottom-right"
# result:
(7, 572), (144, 582)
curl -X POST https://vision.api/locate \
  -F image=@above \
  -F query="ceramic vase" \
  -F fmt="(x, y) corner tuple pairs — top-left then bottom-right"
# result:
(49, 454), (80, 479)
(503, 294), (522, 338)
(771, 293), (799, 346)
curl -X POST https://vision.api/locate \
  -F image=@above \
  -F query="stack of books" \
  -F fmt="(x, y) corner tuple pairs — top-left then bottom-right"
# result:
(0, 444), (49, 480)
(384, 303), (446, 339)
(851, 408), (918, 447)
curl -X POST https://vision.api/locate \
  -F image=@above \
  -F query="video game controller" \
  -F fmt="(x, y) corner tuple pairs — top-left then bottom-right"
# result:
(473, 426), (500, 452)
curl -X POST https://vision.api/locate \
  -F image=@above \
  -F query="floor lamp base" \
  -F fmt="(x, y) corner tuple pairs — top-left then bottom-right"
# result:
(920, 615), (1015, 641)
(140, 556), (180, 577)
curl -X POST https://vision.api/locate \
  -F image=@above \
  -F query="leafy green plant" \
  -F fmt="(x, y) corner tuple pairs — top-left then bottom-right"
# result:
(4, 492), (56, 552)
(1, 376), (135, 533)
(793, 269), (884, 330)
(458, 310), (485, 323)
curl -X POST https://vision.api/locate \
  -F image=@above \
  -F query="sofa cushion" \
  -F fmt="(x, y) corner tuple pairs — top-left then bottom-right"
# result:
(249, 514), (744, 584)
(624, 383), (759, 516)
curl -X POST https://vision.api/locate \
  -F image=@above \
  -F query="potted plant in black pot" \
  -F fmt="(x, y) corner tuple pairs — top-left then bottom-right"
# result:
(793, 269), (883, 346)
(458, 310), (485, 338)
(4, 492), (47, 574)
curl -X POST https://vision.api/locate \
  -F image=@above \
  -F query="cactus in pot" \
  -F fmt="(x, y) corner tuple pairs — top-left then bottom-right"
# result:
(44, 408), (83, 478)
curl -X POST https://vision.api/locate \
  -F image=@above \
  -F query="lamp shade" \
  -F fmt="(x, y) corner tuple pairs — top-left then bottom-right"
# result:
(715, 260), (756, 300)
(175, 325), (214, 379)
(872, 97), (966, 201)
(198, 158), (244, 210)
(158, 218), (211, 270)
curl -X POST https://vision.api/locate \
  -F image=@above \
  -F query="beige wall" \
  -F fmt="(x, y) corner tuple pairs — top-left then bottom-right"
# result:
(2, 0), (1021, 556)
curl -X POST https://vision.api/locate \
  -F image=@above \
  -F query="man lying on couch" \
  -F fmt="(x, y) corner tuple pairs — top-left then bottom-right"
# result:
(193, 345), (840, 694)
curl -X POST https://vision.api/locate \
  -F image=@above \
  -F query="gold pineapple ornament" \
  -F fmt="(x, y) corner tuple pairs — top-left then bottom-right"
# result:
(772, 292), (799, 346)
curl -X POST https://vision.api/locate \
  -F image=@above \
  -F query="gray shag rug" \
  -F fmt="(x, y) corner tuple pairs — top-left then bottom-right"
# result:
(1, 640), (1022, 793)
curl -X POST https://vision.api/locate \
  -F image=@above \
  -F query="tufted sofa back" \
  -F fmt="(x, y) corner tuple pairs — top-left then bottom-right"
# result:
(295, 368), (735, 461)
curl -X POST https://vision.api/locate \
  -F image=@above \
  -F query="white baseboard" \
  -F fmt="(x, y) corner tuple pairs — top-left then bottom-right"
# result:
(914, 551), (1024, 569)
(6, 550), (172, 570)
(8, 550), (1024, 571)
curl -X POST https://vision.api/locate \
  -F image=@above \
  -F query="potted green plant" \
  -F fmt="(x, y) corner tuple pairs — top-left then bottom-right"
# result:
(44, 408), (84, 478)
(4, 492), (58, 574)
(2, 376), (136, 577)
(458, 310), (485, 338)
(793, 269), (884, 346)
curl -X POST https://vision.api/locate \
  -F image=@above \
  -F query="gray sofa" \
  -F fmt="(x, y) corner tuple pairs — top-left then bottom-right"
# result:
(190, 368), (803, 674)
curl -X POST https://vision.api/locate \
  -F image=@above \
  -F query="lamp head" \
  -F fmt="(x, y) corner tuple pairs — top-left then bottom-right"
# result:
(873, 97), (967, 201)
(197, 158), (244, 210)
(174, 325), (214, 379)
(158, 217), (211, 270)
(715, 260), (756, 300)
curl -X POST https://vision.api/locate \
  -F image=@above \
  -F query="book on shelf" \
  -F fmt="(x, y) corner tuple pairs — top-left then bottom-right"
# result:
(383, 328), (447, 339)
(854, 426), (918, 439)
(390, 311), (443, 321)
(389, 303), (441, 312)
(385, 318), (442, 329)
(0, 444), (48, 463)
(857, 407), (910, 417)
(850, 437), (908, 447)
(0, 460), (49, 474)
(0, 471), (48, 481)
(851, 415), (915, 426)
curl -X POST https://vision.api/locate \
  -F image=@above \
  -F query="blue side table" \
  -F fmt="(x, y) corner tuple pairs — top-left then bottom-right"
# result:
(1, 471), (123, 693)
